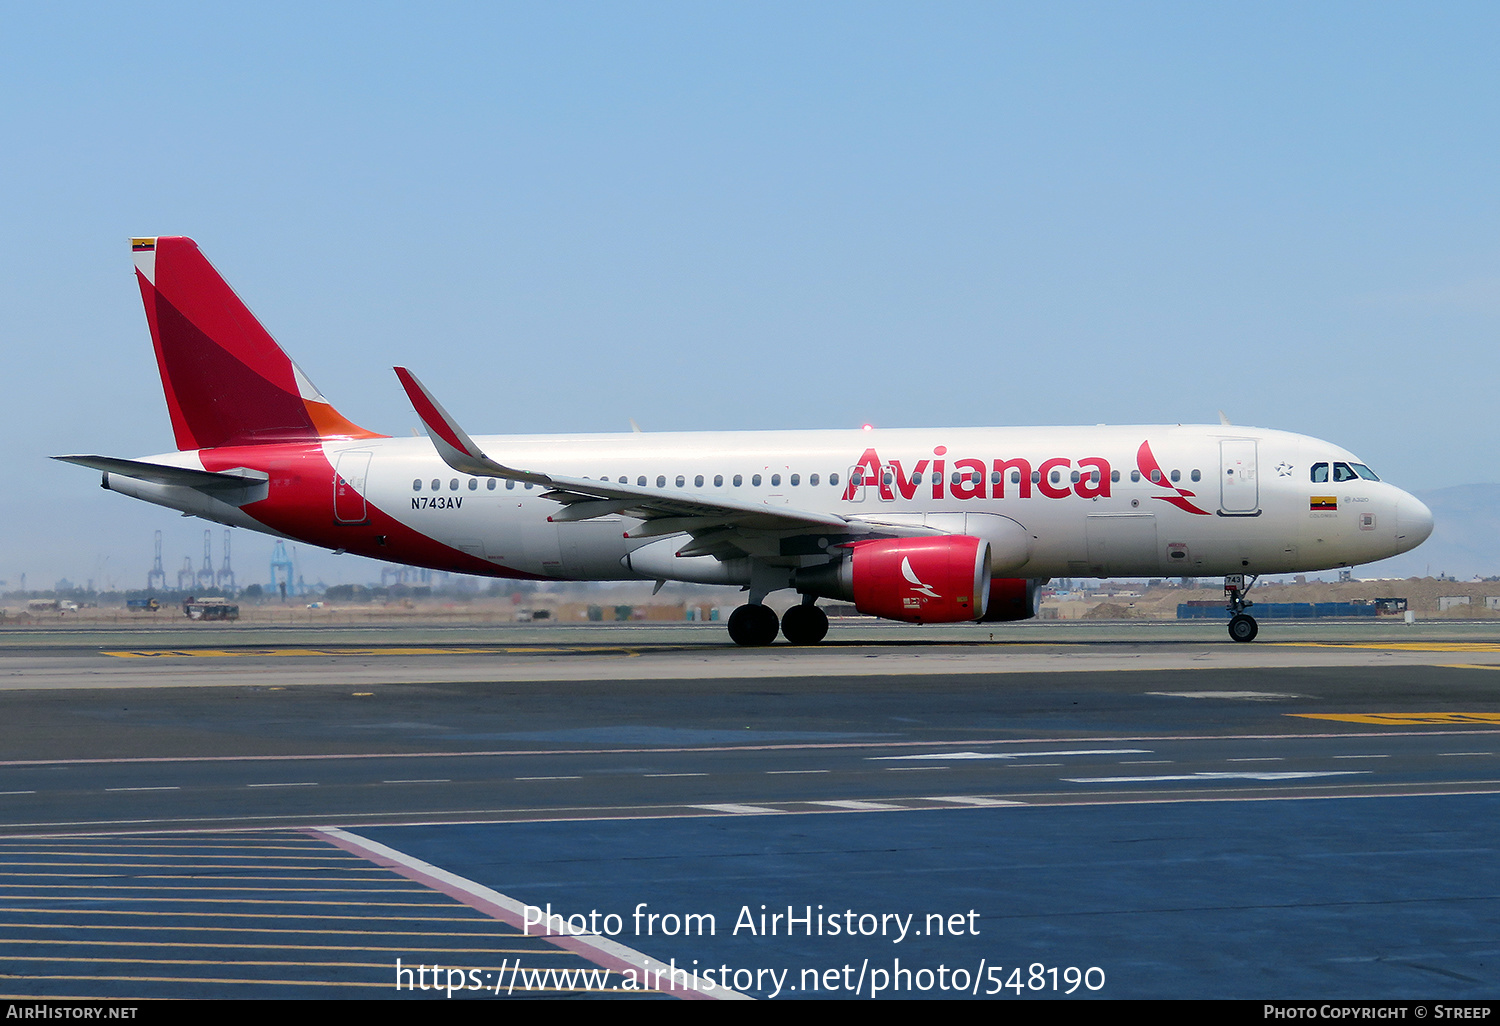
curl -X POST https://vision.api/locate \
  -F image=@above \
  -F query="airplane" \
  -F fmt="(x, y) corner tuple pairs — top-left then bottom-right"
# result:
(58, 237), (1434, 646)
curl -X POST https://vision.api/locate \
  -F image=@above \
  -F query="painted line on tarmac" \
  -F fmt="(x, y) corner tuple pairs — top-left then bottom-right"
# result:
(1274, 642), (1500, 653)
(1290, 712), (1500, 725)
(9, 728), (1500, 769)
(101, 646), (652, 659)
(309, 826), (749, 1000)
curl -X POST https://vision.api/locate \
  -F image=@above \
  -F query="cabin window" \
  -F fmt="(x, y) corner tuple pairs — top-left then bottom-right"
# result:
(695, 475), (705, 487)
(1111, 470), (1120, 483)
(468, 478), (478, 490)
(1070, 471), (1081, 484)
(772, 474), (782, 486)
(790, 474), (800, 485)
(829, 473), (840, 486)
(657, 475), (666, 488)
(809, 473), (819, 486)
(1149, 470), (1161, 483)
(412, 479), (422, 491)
(733, 474), (743, 486)
(431, 479), (441, 491)
(1190, 469), (1201, 482)
(676, 475), (685, 487)
(1130, 470), (1140, 482)
(1050, 470), (1061, 485)
(714, 474), (724, 487)
(506, 479), (516, 490)
(487, 479), (496, 490)
(449, 478), (459, 491)
(754, 474), (764, 486)
(1170, 470), (1180, 483)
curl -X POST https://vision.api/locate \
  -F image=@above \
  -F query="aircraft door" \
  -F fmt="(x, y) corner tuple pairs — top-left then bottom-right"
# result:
(333, 451), (372, 524)
(1219, 440), (1259, 514)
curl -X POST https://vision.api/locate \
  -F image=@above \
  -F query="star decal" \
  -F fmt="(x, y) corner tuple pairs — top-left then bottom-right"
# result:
(1275, 462), (1293, 477)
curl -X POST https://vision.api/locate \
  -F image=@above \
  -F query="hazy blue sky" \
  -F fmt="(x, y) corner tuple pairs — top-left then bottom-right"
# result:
(2, 3), (1496, 589)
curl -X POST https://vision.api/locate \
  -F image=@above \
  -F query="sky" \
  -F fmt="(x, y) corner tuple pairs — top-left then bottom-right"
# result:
(2, 3), (1496, 591)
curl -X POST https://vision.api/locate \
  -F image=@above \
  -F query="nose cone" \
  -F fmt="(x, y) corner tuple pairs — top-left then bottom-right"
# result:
(1396, 493), (1434, 552)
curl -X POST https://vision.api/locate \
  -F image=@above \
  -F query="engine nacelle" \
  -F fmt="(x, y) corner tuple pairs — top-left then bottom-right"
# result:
(980, 577), (1043, 622)
(797, 535), (991, 624)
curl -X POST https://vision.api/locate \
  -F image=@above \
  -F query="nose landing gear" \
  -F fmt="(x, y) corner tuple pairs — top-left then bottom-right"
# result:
(1225, 573), (1259, 642)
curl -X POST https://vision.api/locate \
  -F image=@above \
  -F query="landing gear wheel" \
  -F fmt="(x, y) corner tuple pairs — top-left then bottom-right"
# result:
(780, 604), (829, 646)
(727, 604), (780, 647)
(1228, 614), (1259, 643)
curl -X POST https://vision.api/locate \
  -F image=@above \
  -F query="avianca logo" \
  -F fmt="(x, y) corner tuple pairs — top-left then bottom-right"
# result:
(901, 557), (940, 598)
(841, 440), (1212, 515)
(1135, 440), (1211, 516)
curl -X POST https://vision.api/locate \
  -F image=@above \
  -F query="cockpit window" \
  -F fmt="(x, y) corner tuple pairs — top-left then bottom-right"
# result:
(1311, 463), (1329, 483)
(1350, 463), (1380, 481)
(1333, 462), (1359, 483)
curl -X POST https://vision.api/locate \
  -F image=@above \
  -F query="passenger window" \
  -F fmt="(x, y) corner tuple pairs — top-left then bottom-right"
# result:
(1130, 470), (1140, 482)
(431, 479), (440, 491)
(1311, 463), (1329, 483)
(809, 474), (819, 486)
(468, 479), (478, 490)
(1070, 471), (1081, 484)
(772, 474), (782, 486)
(1031, 471), (1040, 484)
(1011, 471), (1020, 484)
(637, 476), (647, 487)
(1190, 469), (1201, 482)
(754, 474), (763, 486)
(676, 475), (685, 487)
(524, 482), (533, 490)
(487, 479), (496, 490)
(449, 479), (459, 491)
(1111, 470), (1120, 483)
(790, 474), (800, 486)
(695, 475), (705, 487)
(734, 474), (743, 487)
(829, 473), (839, 486)
(714, 474), (724, 487)
(657, 475), (666, 488)
(1170, 470), (1180, 483)
(412, 479), (422, 491)
(506, 480), (515, 490)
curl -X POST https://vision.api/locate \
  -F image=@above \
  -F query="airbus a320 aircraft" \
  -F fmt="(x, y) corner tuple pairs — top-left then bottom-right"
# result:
(59, 237), (1434, 646)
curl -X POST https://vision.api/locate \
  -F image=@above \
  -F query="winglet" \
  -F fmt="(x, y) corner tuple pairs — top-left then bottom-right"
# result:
(394, 368), (549, 484)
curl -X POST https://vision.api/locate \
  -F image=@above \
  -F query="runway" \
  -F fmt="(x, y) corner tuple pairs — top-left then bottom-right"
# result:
(1, 621), (1497, 998)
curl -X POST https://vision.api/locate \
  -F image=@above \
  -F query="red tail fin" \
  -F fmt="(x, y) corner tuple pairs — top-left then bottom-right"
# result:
(132, 237), (381, 450)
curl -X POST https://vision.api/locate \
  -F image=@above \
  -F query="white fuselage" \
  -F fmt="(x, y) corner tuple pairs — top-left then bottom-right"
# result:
(126, 423), (1431, 585)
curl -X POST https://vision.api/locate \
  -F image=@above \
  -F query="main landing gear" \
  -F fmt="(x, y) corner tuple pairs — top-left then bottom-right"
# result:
(727, 603), (779, 647)
(726, 599), (829, 646)
(1225, 573), (1259, 643)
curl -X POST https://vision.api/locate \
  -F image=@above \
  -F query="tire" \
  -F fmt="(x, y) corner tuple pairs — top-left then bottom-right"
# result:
(1228, 614), (1259, 643)
(728, 604), (780, 646)
(780, 604), (829, 646)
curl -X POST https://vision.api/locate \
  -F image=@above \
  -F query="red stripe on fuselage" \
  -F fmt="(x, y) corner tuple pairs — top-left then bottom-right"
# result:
(197, 444), (547, 581)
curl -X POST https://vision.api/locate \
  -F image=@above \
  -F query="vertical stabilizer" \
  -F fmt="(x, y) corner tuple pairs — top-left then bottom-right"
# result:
(132, 237), (381, 450)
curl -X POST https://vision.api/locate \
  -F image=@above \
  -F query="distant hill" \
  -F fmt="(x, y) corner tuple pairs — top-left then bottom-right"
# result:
(1360, 483), (1500, 580)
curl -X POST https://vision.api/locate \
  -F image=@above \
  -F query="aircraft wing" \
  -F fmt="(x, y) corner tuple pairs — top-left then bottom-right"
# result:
(395, 368), (919, 558)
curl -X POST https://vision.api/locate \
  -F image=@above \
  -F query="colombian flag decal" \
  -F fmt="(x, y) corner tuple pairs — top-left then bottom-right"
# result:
(1310, 495), (1337, 511)
(131, 239), (156, 251)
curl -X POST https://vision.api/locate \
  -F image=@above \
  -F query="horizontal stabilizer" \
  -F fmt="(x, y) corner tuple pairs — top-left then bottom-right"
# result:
(54, 455), (269, 495)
